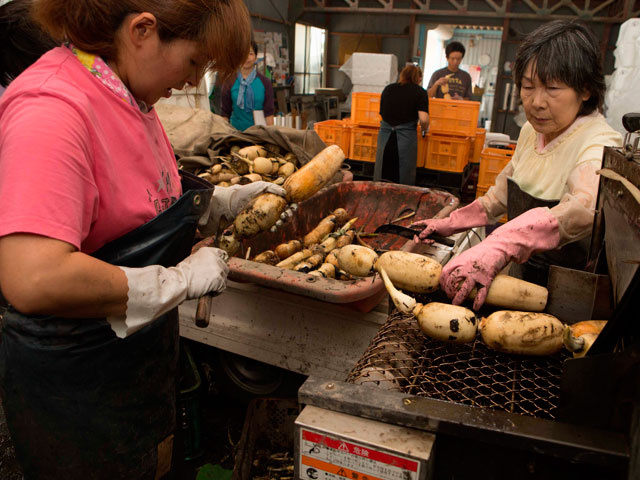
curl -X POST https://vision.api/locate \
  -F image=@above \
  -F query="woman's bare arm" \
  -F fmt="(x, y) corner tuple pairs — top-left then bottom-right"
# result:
(0, 233), (128, 317)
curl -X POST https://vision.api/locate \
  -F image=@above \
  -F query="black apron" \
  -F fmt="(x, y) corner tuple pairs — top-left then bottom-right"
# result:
(373, 120), (418, 186)
(507, 178), (589, 286)
(0, 171), (212, 480)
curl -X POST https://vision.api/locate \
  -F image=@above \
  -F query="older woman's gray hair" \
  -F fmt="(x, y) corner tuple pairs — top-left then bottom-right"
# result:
(513, 19), (604, 116)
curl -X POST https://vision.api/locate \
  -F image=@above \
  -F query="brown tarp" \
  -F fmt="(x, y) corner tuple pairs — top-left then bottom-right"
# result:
(155, 103), (327, 172)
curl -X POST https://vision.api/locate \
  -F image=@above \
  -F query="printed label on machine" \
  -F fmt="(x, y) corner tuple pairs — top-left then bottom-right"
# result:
(299, 428), (420, 480)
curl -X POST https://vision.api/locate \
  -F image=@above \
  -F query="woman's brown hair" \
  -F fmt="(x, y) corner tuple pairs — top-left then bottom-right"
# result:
(31, 0), (251, 81)
(398, 64), (422, 85)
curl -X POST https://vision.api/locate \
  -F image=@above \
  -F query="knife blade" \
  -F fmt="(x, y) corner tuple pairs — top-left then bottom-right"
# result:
(374, 224), (455, 247)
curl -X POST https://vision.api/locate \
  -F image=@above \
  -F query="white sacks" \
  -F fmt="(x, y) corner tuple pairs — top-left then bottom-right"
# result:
(605, 18), (640, 136)
(340, 53), (398, 109)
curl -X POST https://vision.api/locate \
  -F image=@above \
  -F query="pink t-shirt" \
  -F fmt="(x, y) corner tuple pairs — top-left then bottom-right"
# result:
(0, 47), (182, 254)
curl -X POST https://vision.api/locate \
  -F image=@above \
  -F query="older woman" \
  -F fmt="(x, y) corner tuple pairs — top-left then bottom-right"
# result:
(412, 20), (622, 310)
(373, 64), (430, 185)
(0, 0), (284, 478)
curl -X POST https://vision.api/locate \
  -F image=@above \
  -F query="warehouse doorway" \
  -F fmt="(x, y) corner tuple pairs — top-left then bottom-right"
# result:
(420, 24), (502, 128)
(294, 23), (327, 94)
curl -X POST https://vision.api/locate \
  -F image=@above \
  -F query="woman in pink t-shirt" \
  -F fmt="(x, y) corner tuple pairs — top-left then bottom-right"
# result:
(0, 1), (285, 478)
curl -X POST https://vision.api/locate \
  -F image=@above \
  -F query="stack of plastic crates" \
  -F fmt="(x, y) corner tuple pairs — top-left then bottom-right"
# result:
(313, 92), (383, 166)
(415, 98), (480, 195)
(425, 98), (480, 173)
(348, 92), (381, 164)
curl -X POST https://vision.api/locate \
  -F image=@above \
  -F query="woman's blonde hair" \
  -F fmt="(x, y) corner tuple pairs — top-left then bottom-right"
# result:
(398, 64), (422, 85)
(31, 0), (251, 82)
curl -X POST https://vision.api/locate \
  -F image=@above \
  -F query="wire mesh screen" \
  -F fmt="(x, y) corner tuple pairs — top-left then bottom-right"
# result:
(347, 311), (570, 420)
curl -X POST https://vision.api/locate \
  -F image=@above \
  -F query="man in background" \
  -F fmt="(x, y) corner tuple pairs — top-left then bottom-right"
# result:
(427, 41), (472, 100)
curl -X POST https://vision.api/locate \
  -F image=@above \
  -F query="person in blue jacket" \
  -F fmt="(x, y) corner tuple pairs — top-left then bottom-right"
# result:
(220, 40), (274, 130)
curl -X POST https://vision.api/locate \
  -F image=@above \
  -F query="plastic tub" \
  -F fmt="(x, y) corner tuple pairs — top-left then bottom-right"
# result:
(228, 181), (458, 312)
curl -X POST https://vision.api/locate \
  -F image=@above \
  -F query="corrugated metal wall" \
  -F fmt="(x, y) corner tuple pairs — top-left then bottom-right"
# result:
(450, 30), (503, 86)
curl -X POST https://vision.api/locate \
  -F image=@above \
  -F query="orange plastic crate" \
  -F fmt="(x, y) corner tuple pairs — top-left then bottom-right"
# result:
(349, 125), (379, 163)
(429, 98), (480, 137)
(425, 133), (471, 172)
(351, 92), (382, 126)
(478, 147), (514, 186)
(314, 120), (351, 157)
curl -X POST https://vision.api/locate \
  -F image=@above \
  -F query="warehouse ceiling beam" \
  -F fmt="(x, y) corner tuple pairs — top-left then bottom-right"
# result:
(250, 12), (291, 26)
(313, 0), (358, 7)
(483, 0), (507, 14)
(586, 0), (618, 16)
(303, 0), (638, 22)
(446, 0), (466, 11)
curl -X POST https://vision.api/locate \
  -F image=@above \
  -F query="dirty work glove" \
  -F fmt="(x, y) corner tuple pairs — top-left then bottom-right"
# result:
(411, 199), (489, 244)
(199, 182), (286, 237)
(107, 247), (229, 338)
(440, 207), (560, 310)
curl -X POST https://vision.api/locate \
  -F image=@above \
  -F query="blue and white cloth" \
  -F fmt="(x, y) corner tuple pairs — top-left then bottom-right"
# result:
(236, 68), (257, 112)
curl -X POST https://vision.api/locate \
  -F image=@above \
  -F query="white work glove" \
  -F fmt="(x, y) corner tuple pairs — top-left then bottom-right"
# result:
(199, 181), (286, 237)
(107, 247), (229, 338)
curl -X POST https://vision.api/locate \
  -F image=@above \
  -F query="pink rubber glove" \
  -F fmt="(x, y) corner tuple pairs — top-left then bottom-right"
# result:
(440, 207), (560, 310)
(411, 199), (489, 244)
